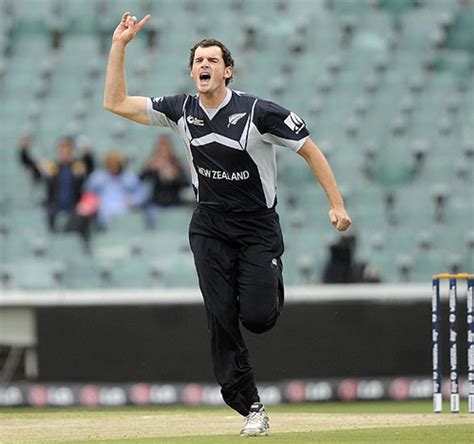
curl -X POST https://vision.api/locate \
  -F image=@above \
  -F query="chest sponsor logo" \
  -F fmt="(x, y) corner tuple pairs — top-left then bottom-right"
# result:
(187, 115), (205, 126)
(198, 167), (250, 181)
(284, 111), (306, 134)
(227, 112), (247, 127)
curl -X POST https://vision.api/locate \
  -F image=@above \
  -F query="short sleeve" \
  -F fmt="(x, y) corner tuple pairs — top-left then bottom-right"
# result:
(255, 99), (310, 152)
(147, 94), (187, 127)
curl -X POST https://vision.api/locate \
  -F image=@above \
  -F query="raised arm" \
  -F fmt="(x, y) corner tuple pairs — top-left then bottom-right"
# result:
(103, 12), (151, 124)
(18, 135), (42, 180)
(298, 138), (352, 231)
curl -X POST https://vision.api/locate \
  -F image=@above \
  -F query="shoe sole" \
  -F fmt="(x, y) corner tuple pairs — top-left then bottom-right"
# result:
(240, 430), (270, 437)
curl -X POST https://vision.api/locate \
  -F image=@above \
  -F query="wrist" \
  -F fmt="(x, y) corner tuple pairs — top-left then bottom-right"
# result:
(111, 40), (127, 49)
(330, 200), (345, 210)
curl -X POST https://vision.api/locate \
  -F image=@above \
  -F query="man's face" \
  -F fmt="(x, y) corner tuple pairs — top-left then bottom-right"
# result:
(57, 141), (73, 164)
(191, 46), (232, 94)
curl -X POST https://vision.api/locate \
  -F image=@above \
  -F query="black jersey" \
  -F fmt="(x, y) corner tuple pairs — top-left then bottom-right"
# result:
(147, 89), (310, 212)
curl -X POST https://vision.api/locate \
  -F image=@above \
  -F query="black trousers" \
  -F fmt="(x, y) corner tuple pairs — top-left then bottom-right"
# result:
(189, 207), (284, 416)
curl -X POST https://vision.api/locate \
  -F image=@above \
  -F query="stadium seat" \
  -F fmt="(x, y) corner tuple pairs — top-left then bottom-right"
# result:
(1, 0), (472, 287)
(379, 0), (417, 15)
(0, 260), (65, 290)
(150, 252), (198, 287)
(445, 6), (474, 52)
(97, 257), (155, 288)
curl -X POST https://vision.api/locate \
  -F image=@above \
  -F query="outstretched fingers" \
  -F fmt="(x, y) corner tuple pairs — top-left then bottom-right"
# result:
(126, 15), (137, 27)
(136, 14), (151, 31)
(121, 11), (130, 23)
(112, 11), (149, 44)
(124, 13), (150, 33)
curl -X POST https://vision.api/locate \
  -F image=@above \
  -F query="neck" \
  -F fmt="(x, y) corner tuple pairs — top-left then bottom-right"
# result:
(199, 85), (228, 109)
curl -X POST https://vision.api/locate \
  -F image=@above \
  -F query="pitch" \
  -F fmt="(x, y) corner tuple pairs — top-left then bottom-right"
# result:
(1, 401), (473, 443)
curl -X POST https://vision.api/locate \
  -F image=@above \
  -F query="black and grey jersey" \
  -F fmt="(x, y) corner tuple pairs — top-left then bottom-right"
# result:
(147, 89), (310, 212)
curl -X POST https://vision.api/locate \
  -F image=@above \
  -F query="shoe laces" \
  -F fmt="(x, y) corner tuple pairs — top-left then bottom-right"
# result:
(245, 410), (265, 427)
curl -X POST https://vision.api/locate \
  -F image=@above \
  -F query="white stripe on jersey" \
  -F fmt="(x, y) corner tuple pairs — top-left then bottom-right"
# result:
(246, 121), (277, 208)
(191, 133), (243, 151)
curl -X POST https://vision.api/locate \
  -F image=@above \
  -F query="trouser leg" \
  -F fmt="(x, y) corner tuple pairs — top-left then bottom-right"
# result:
(238, 254), (284, 334)
(189, 231), (259, 416)
(46, 207), (58, 232)
(238, 213), (285, 334)
(144, 203), (158, 230)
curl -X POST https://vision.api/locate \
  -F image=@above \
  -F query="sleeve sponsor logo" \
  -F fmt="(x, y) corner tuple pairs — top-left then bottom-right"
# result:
(284, 111), (306, 134)
(152, 97), (164, 103)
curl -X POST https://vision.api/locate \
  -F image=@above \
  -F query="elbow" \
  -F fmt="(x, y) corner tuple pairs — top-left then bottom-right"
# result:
(103, 101), (115, 113)
(103, 94), (121, 113)
(103, 98), (128, 117)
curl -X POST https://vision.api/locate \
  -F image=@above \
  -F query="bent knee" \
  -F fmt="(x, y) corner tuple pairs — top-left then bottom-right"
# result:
(241, 311), (278, 334)
(242, 320), (276, 334)
(239, 285), (282, 334)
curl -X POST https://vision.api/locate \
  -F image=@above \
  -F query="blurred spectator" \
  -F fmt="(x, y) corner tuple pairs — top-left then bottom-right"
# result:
(242, 22), (258, 52)
(322, 233), (381, 284)
(18, 134), (94, 232)
(85, 149), (147, 229)
(139, 135), (189, 229)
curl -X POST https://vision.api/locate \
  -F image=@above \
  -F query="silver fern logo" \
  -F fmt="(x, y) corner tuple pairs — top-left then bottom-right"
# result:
(227, 112), (247, 127)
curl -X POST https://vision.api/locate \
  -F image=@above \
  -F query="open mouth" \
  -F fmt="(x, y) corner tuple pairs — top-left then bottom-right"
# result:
(199, 72), (211, 85)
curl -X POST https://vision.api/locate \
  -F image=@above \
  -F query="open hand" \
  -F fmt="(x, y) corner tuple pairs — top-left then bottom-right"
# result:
(112, 11), (151, 45)
(19, 135), (31, 150)
(329, 207), (352, 231)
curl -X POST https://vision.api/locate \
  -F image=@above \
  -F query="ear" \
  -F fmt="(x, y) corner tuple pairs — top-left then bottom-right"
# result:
(224, 66), (233, 79)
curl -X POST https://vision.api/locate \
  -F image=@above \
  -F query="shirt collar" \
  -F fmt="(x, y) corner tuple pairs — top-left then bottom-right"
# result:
(199, 88), (232, 120)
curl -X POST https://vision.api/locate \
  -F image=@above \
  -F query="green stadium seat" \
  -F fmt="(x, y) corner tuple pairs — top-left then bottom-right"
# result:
(150, 252), (198, 287)
(277, 150), (315, 187)
(329, 0), (374, 15)
(433, 50), (472, 77)
(60, 259), (103, 289)
(445, 6), (474, 52)
(11, 0), (50, 23)
(1, 259), (65, 290)
(379, 0), (417, 15)
(398, 10), (444, 52)
(2, 0), (473, 287)
(420, 0), (460, 12)
(49, 233), (88, 258)
(97, 256), (155, 288)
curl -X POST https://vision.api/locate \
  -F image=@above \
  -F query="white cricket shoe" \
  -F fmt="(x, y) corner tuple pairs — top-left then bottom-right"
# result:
(240, 402), (270, 437)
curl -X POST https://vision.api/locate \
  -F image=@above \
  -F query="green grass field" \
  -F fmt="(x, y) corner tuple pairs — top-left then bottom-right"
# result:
(1, 401), (473, 443)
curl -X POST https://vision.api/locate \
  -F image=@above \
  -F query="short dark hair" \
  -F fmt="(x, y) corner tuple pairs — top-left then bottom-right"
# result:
(58, 136), (74, 147)
(189, 39), (234, 86)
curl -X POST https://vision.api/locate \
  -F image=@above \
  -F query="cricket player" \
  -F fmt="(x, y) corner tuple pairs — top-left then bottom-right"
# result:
(104, 12), (351, 436)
